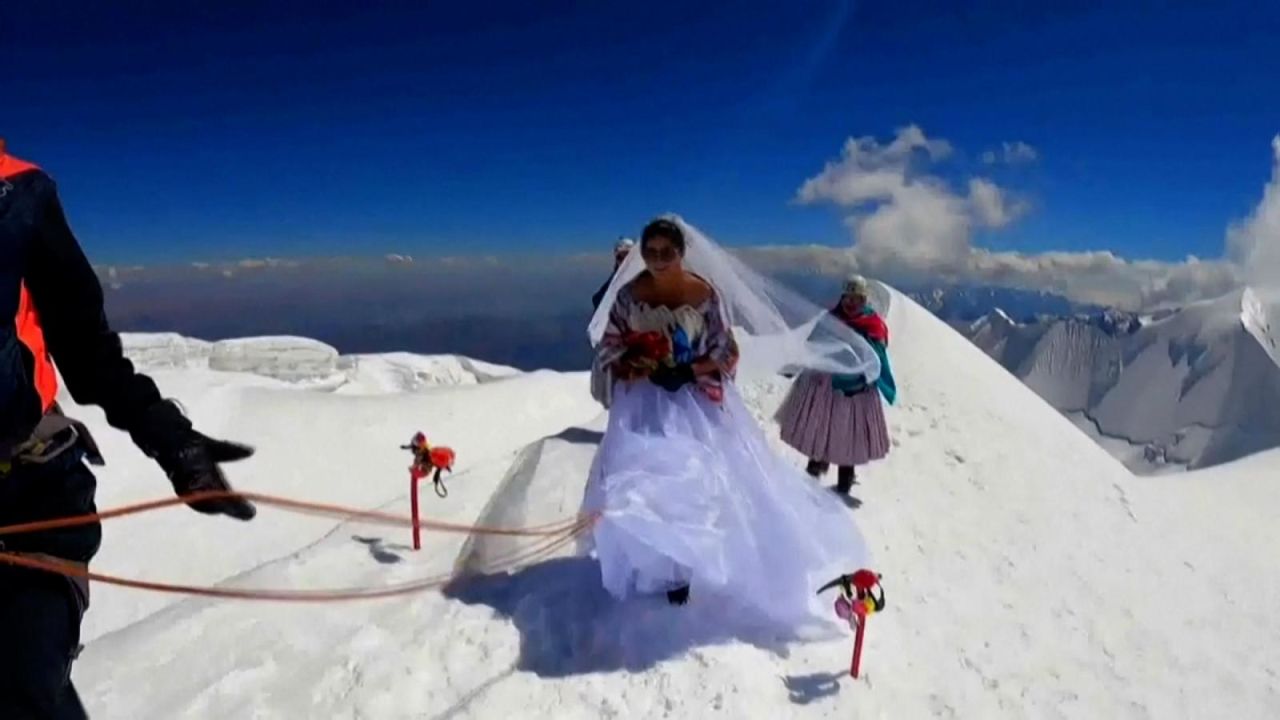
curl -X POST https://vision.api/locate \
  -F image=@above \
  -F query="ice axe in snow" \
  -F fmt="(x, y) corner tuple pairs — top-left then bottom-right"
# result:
(401, 432), (457, 550)
(816, 569), (885, 679)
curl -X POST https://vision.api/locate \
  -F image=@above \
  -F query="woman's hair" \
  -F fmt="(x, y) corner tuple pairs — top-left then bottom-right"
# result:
(641, 218), (686, 255)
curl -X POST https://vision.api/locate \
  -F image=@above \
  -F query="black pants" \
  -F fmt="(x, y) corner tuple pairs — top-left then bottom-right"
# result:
(0, 448), (100, 719)
(805, 459), (856, 492)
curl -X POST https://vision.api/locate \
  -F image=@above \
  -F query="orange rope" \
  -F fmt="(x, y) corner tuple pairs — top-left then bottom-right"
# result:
(0, 490), (588, 537)
(0, 490), (599, 601)
(0, 519), (591, 601)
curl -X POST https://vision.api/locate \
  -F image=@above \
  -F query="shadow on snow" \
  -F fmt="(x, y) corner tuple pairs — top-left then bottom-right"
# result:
(442, 556), (792, 678)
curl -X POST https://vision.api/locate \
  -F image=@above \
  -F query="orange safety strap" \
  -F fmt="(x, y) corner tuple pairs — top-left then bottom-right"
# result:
(0, 153), (38, 180)
(16, 284), (58, 412)
(3, 152), (58, 411)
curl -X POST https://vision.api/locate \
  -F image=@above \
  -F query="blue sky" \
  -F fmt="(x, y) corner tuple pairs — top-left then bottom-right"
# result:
(4, 1), (1279, 266)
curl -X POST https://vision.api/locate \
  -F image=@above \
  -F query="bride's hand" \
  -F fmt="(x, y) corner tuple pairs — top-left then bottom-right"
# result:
(614, 362), (648, 381)
(691, 357), (719, 377)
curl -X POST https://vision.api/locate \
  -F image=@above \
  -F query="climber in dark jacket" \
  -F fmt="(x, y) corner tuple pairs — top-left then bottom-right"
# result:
(591, 237), (636, 310)
(0, 140), (256, 719)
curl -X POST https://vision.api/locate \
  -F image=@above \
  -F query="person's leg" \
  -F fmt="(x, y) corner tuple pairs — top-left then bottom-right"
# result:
(665, 564), (691, 606)
(0, 567), (89, 719)
(0, 450), (100, 719)
(805, 459), (829, 478)
(836, 465), (856, 494)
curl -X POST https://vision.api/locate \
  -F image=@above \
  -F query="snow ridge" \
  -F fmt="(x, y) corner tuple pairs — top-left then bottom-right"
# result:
(962, 288), (1280, 473)
(1242, 286), (1280, 370)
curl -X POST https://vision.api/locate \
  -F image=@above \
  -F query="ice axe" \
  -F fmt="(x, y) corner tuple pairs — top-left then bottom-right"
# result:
(401, 433), (457, 550)
(816, 569), (885, 678)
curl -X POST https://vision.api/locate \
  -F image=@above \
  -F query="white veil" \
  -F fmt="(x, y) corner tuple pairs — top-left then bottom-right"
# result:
(587, 214), (881, 382)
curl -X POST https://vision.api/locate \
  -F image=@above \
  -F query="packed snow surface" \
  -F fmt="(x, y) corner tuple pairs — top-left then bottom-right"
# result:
(56, 287), (1279, 718)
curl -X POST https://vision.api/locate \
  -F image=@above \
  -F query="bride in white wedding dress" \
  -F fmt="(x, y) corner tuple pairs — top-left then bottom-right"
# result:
(582, 215), (882, 637)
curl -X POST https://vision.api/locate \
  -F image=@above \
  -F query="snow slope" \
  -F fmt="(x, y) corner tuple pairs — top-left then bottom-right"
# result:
(58, 344), (584, 641)
(965, 287), (1280, 473)
(1121, 445), (1280, 702)
(63, 289), (1279, 718)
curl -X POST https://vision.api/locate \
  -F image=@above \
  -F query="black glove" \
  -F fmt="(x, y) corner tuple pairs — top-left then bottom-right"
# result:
(649, 362), (696, 392)
(132, 400), (257, 521)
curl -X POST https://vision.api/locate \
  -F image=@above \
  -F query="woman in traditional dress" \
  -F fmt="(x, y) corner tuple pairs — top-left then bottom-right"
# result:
(776, 274), (895, 496)
(581, 216), (879, 636)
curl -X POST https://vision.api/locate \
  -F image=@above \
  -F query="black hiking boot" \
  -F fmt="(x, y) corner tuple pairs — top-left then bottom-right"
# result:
(832, 468), (862, 509)
(667, 585), (690, 606)
(835, 466), (856, 495)
(806, 459), (829, 478)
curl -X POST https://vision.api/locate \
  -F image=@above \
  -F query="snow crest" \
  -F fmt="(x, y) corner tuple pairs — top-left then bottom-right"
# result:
(208, 336), (341, 383)
(120, 332), (518, 391)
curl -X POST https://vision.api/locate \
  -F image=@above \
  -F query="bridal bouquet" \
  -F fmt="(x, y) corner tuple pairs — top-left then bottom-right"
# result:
(620, 330), (673, 376)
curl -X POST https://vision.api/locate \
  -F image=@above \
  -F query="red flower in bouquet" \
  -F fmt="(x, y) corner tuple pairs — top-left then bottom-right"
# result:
(621, 330), (672, 376)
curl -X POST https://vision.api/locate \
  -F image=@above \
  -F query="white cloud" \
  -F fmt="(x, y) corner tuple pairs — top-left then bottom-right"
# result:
(739, 244), (1239, 311)
(797, 125), (1030, 277)
(982, 141), (1039, 165)
(845, 179), (974, 270)
(1226, 135), (1280, 289)
(968, 178), (1027, 228)
(794, 126), (1276, 310)
(960, 249), (1238, 309)
(795, 124), (952, 207)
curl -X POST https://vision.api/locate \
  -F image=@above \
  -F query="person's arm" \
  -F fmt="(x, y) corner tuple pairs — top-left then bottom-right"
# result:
(21, 176), (164, 432)
(591, 270), (617, 310)
(597, 285), (636, 377)
(695, 291), (738, 378)
(23, 172), (256, 520)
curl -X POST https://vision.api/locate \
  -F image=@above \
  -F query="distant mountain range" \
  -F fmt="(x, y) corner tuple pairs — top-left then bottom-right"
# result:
(902, 284), (1106, 324)
(953, 286), (1280, 474)
(98, 260), (1280, 475)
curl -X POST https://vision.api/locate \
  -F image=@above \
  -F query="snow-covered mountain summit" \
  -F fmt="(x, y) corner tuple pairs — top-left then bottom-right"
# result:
(56, 285), (1279, 718)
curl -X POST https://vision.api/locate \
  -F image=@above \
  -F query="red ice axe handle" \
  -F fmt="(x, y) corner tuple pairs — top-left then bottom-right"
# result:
(818, 570), (885, 679)
(851, 603), (868, 678)
(410, 466), (425, 551)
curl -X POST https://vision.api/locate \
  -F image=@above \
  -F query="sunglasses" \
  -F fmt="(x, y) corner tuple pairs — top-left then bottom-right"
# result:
(641, 245), (680, 262)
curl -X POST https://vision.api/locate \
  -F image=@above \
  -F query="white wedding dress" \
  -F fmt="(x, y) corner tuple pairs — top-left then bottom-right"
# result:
(581, 271), (871, 638)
